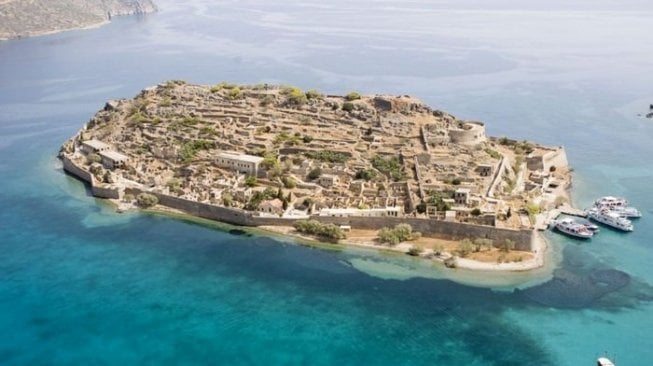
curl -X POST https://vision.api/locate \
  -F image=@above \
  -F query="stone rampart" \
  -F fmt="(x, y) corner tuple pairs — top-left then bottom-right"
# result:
(449, 121), (486, 145)
(64, 155), (532, 251)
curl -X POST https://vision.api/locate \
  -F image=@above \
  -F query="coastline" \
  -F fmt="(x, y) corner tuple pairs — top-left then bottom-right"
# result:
(0, 21), (110, 41)
(123, 199), (550, 274)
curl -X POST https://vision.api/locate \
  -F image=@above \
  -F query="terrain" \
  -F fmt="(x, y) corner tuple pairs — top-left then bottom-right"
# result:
(0, 0), (157, 40)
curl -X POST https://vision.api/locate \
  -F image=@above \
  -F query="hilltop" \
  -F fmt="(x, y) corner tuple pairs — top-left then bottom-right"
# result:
(0, 0), (157, 40)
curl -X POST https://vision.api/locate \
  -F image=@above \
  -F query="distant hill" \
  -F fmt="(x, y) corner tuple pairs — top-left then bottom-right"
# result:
(0, 0), (157, 40)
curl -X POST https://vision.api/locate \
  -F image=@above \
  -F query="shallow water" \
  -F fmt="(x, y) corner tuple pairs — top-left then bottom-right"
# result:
(1, 1), (652, 364)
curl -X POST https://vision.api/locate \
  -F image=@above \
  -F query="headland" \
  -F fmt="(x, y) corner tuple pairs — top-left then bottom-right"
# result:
(59, 81), (573, 272)
(0, 0), (157, 41)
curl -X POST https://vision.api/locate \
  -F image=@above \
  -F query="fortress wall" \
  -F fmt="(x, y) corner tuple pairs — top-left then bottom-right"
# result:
(449, 122), (486, 145)
(62, 156), (93, 184)
(66, 155), (531, 251)
(249, 215), (532, 251)
(527, 147), (568, 172)
(124, 188), (255, 226)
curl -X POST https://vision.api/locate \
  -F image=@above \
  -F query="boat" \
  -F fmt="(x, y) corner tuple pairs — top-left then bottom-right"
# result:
(582, 222), (600, 232)
(600, 205), (642, 218)
(587, 208), (634, 232)
(594, 196), (629, 208)
(554, 218), (594, 239)
(597, 357), (615, 366)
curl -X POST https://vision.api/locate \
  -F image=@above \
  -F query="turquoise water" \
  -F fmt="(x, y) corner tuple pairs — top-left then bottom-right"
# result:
(1, 1), (653, 364)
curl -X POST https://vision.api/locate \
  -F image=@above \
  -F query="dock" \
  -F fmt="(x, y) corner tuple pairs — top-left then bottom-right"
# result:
(537, 204), (587, 231)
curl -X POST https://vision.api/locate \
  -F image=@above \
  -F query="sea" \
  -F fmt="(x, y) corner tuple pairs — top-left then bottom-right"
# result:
(1, 0), (652, 364)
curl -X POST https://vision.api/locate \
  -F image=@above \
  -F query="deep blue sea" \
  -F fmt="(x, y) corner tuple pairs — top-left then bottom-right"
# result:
(1, 1), (653, 364)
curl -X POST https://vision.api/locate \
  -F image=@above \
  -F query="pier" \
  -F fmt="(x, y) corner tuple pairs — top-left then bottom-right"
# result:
(537, 204), (587, 231)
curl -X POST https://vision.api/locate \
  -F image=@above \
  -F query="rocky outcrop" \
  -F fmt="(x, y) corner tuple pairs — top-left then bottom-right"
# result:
(0, 0), (157, 40)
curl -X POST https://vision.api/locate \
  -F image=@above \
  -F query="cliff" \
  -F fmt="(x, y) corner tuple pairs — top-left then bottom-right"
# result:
(0, 0), (157, 40)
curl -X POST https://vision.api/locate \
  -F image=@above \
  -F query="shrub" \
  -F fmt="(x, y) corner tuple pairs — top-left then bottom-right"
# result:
(355, 169), (377, 181)
(345, 91), (361, 101)
(282, 86), (308, 105)
(372, 155), (406, 181)
(407, 247), (424, 257)
(136, 193), (159, 208)
(293, 220), (346, 241)
(458, 239), (474, 257)
(305, 151), (350, 163)
(378, 224), (421, 246)
(123, 193), (135, 202)
(227, 87), (242, 100)
(245, 176), (258, 187)
(500, 239), (515, 253)
(302, 135), (313, 143)
(307, 168), (322, 180)
(471, 208), (482, 216)
(86, 153), (101, 165)
(342, 102), (355, 112)
(451, 178), (461, 185)
(282, 176), (296, 189)
(305, 89), (321, 100)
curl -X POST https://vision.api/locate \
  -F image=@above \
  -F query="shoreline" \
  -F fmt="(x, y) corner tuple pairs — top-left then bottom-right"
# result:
(121, 199), (550, 274)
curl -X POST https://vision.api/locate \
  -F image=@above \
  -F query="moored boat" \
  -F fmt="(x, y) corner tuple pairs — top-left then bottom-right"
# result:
(601, 205), (642, 218)
(554, 218), (594, 239)
(594, 196), (629, 208)
(587, 208), (634, 232)
(597, 357), (615, 366)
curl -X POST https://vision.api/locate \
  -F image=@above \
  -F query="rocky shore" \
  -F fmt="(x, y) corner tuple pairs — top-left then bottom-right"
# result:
(0, 0), (157, 41)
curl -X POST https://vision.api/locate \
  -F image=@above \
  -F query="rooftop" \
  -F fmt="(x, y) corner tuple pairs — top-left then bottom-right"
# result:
(99, 150), (129, 162)
(83, 139), (110, 150)
(217, 152), (264, 164)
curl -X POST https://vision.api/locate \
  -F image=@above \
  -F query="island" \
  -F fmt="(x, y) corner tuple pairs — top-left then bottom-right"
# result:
(0, 0), (157, 41)
(59, 81), (573, 271)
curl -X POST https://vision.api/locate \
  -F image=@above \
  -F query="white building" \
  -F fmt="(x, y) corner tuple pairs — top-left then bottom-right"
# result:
(81, 140), (110, 155)
(99, 150), (128, 169)
(318, 206), (402, 217)
(216, 152), (264, 176)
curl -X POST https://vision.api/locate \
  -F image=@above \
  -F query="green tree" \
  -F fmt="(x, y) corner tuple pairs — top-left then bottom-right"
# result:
(471, 208), (482, 216)
(342, 102), (355, 112)
(458, 239), (474, 257)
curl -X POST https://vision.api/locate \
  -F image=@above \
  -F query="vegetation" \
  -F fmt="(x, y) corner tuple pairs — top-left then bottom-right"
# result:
(307, 168), (322, 180)
(86, 153), (101, 165)
(425, 191), (451, 212)
(484, 148), (501, 160)
(342, 102), (355, 112)
(355, 168), (377, 181)
(305, 151), (350, 163)
(179, 140), (213, 162)
(166, 178), (182, 194)
(305, 89), (321, 100)
(372, 155), (406, 181)
(377, 224), (421, 246)
(244, 187), (277, 210)
(345, 91), (361, 101)
(407, 247), (424, 256)
(500, 239), (515, 253)
(245, 176), (258, 187)
(123, 193), (134, 203)
(282, 86), (308, 105)
(136, 193), (159, 208)
(471, 208), (482, 216)
(282, 176), (296, 189)
(293, 220), (346, 241)
(451, 178), (461, 185)
(302, 135), (313, 143)
(457, 239), (474, 257)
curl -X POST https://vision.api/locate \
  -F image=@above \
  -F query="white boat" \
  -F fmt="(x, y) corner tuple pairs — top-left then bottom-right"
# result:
(555, 218), (594, 239)
(582, 222), (600, 233)
(594, 196), (629, 208)
(602, 205), (642, 218)
(597, 357), (615, 366)
(587, 208), (634, 232)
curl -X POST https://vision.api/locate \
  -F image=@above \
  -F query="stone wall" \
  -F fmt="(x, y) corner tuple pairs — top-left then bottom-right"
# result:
(449, 121), (486, 145)
(64, 155), (532, 251)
